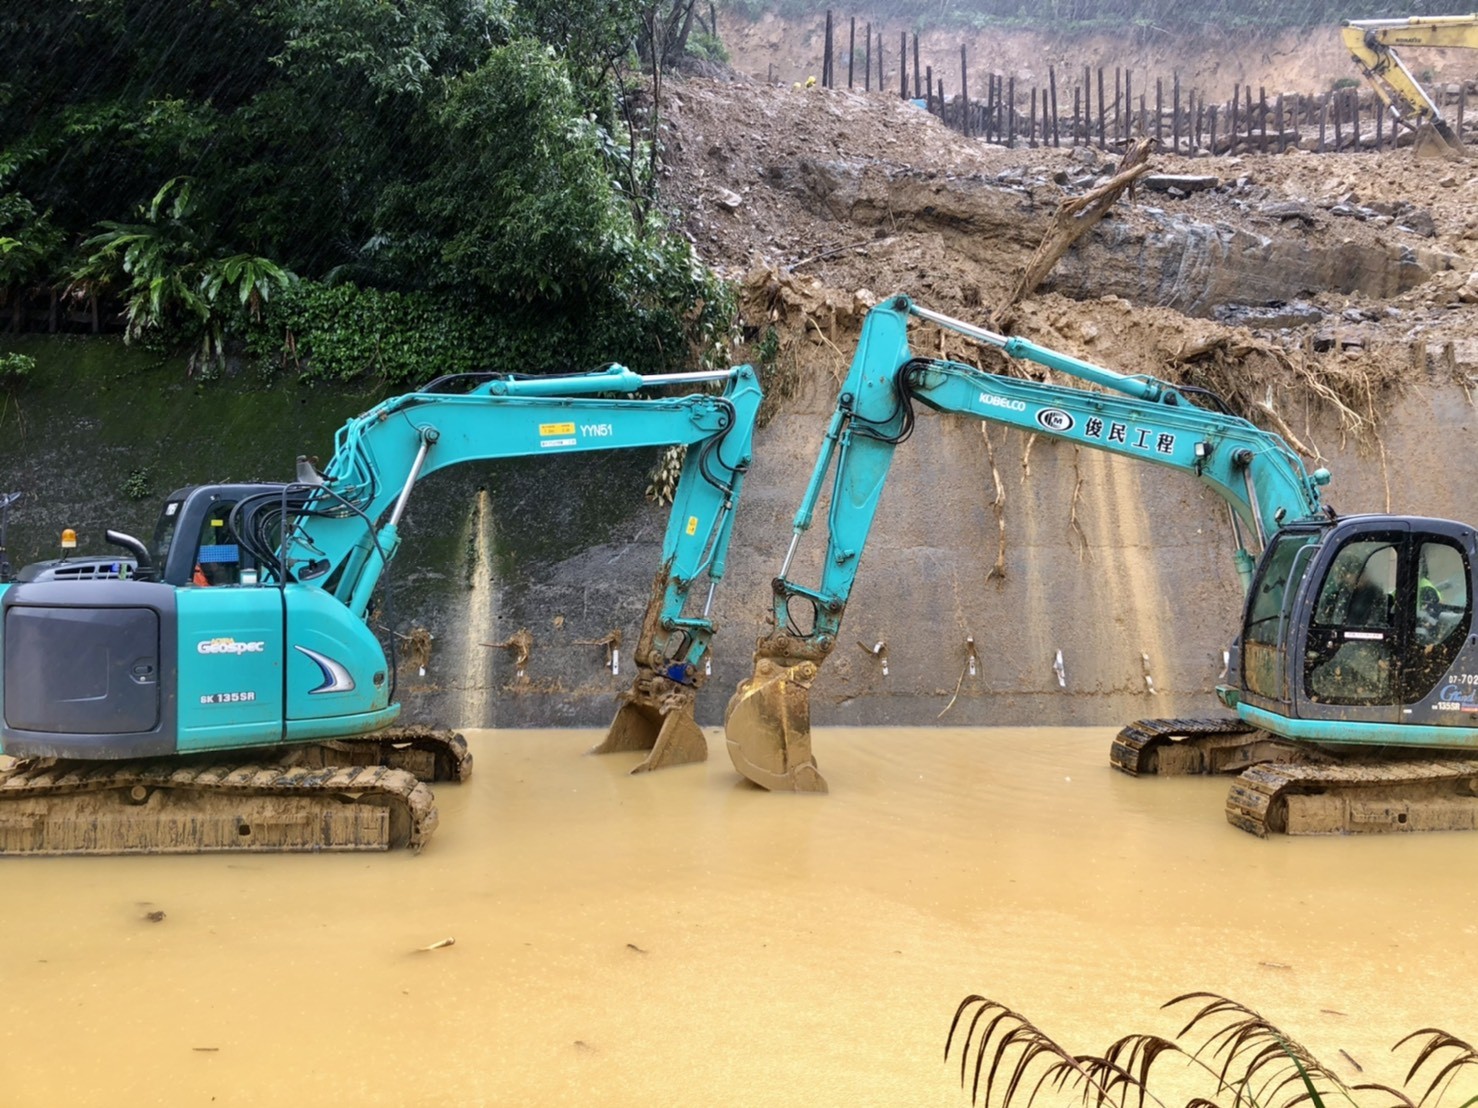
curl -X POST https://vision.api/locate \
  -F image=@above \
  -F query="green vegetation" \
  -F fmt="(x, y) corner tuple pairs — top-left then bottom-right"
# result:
(1, 1), (731, 383)
(946, 992), (1478, 1108)
(73, 177), (295, 375)
(0, 351), (33, 390)
(121, 468), (152, 501)
(753, 323), (799, 428)
(719, 0), (1478, 33)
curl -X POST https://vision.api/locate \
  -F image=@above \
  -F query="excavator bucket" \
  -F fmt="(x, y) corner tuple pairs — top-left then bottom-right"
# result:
(1412, 120), (1466, 159)
(591, 688), (707, 773)
(723, 658), (828, 793)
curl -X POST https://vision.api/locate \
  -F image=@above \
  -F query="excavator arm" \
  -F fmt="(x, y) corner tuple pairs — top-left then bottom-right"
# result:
(724, 295), (1330, 792)
(248, 366), (749, 607)
(266, 363), (762, 772)
(1341, 16), (1475, 154)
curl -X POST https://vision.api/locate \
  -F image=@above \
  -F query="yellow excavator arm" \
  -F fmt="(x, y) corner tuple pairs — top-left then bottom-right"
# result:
(1341, 15), (1477, 153)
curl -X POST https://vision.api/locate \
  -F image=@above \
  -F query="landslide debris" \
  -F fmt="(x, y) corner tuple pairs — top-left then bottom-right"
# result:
(655, 70), (1478, 452)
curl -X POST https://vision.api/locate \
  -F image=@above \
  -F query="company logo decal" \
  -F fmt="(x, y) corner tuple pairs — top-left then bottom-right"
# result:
(1036, 408), (1076, 433)
(295, 645), (356, 694)
(978, 394), (1027, 413)
(1436, 684), (1478, 713)
(198, 637), (265, 656)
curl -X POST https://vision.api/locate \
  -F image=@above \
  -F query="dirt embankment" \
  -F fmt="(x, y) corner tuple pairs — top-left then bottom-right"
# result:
(660, 23), (1478, 407)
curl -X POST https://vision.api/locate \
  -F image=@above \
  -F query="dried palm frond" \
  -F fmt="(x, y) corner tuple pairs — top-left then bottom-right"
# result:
(1166, 992), (1408, 1108)
(1102, 1034), (1190, 1108)
(1393, 1029), (1478, 1108)
(946, 992), (1446, 1108)
(946, 995), (1154, 1108)
(646, 443), (686, 504)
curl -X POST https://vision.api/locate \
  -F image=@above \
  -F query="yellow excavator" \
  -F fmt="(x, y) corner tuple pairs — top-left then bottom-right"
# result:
(1341, 15), (1476, 156)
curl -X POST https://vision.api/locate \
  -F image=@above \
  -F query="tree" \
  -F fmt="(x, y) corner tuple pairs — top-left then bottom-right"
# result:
(76, 178), (295, 373)
(4, 0), (729, 378)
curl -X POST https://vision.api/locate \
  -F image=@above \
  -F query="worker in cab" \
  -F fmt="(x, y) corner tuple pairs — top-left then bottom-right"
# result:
(1416, 573), (1444, 646)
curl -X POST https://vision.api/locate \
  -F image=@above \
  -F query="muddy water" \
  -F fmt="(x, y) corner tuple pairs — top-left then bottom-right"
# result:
(3, 727), (1477, 1107)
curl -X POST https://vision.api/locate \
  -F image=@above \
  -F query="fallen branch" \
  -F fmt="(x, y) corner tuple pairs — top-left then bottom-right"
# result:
(991, 138), (1155, 330)
(789, 237), (886, 270)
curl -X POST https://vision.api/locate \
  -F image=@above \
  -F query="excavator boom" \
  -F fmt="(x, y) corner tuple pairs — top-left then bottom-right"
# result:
(261, 363), (763, 775)
(725, 295), (1329, 793)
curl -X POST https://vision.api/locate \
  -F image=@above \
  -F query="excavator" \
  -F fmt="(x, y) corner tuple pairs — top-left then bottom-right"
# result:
(1341, 15), (1476, 156)
(0, 360), (761, 854)
(724, 295), (1478, 836)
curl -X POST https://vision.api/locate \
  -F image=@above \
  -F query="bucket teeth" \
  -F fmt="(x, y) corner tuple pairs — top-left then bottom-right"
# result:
(723, 659), (828, 793)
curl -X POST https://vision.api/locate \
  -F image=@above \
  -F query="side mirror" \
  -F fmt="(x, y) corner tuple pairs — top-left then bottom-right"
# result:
(297, 557), (331, 581)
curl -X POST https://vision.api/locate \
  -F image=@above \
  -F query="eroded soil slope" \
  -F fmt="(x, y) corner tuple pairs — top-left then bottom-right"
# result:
(659, 66), (1478, 446)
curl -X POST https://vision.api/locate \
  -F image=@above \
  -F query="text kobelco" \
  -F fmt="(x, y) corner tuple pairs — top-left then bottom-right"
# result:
(977, 394), (1027, 412)
(198, 638), (266, 655)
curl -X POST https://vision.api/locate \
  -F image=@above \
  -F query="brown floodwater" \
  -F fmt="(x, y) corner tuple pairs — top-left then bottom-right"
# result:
(2, 727), (1477, 1107)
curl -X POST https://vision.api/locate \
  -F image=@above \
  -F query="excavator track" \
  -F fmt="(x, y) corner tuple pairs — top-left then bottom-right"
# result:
(291, 728), (473, 783)
(0, 758), (437, 855)
(1111, 717), (1307, 777)
(1227, 757), (1478, 837)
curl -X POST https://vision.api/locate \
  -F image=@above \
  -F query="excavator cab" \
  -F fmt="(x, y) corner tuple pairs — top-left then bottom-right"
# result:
(1230, 515), (1477, 738)
(151, 484), (280, 586)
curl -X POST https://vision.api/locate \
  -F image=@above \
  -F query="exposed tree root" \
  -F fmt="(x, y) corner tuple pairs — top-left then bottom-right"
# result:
(980, 425), (1008, 582)
(1169, 330), (1401, 466)
(1067, 446), (1089, 562)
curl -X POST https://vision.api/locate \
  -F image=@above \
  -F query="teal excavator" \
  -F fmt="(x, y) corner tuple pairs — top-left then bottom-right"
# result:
(725, 295), (1478, 836)
(0, 361), (761, 854)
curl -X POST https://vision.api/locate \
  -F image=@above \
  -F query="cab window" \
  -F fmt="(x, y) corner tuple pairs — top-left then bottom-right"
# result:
(1405, 539), (1471, 701)
(191, 504), (242, 586)
(1304, 538), (1398, 704)
(151, 500), (183, 566)
(1241, 530), (1319, 701)
(1245, 532), (1319, 645)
